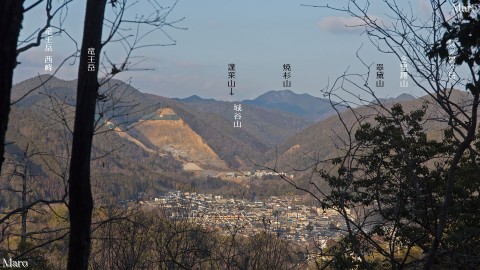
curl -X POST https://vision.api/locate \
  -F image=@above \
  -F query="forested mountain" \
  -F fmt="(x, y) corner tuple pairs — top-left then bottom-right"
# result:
(6, 75), (442, 202)
(265, 91), (471, 172)
(242, 89), (337, 121)
(174, 94), (313, 165)
(4, 75), (335, 204)
(10, 76), (319, 170)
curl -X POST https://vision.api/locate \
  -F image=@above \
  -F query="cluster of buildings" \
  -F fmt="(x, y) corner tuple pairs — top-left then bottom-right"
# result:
(146, 191), (351, 247)
(224, 170), (294, 179)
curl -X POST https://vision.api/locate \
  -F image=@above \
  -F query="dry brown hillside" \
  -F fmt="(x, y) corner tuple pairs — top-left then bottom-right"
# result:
(267, 90), (473, 170)
(130, 108), (228, 171)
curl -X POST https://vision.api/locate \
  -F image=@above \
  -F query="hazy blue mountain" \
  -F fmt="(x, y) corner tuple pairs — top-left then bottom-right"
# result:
(178, 95), (215, 102)
(241, 90), (336, 122)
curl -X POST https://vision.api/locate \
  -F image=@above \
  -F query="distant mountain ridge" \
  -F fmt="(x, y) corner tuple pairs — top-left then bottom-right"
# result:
(10, 76), (318, 170)
(242, 90), (335, 122)
(370, 93), (416, 105)
(179, 89), (338, 122)
(179, 95), (215, 102)
(10, 75), (422, 174)
(6, 75), (437, 201)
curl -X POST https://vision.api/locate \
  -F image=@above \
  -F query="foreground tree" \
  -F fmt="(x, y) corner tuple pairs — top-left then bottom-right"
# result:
(0, 2), (74, 264)
(0, 0), (73, 175)
(271, 0), (480, 269)
(89, 207), (306, 269)
(67, 1), (183, 268)
(0, 1), (24, 175)
(67, 1), (107, 268)
(318, 102), (479, 268)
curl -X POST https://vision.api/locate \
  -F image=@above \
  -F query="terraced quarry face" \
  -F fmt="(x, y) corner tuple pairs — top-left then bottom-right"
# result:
(131, 108), (228, 171)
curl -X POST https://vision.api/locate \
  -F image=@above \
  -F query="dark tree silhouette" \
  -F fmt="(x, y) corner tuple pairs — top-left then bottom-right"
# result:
(0, 0), (74, 176)
(265, 0), (480, 269)
(67, 1), (107, 269)
(0, 1), (24, 175)
(67, 1), (184, 268)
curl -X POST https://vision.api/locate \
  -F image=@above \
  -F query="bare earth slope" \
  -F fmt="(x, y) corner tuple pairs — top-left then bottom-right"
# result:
(131, 108), (228, 171)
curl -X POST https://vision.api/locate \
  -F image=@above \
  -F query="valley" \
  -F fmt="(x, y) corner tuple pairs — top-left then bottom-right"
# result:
(4, 74), (455, 202)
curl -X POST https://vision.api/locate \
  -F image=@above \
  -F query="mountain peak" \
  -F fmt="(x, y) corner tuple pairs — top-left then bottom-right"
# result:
(265, 89), (295, 94)
(175, 95), (216, 103)
(395, 93), (415, 101)
(243, 90), (336, 122)
(183, 95), (204, 102)
(257, 89), (301, 100)
(370, 93), (416, 105)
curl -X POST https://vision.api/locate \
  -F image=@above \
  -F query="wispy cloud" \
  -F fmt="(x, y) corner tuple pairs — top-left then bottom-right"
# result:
(418, 0), (433, 16)
(318, 16), (378, 34)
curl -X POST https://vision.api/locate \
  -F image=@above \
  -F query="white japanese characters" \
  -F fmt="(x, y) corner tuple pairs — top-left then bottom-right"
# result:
(44, 27), (53, 72)
(234, 103), (242, 128)
(400, 56), (408, 88)
(446, 39), (457, 80)
(87, 48), (96, 72)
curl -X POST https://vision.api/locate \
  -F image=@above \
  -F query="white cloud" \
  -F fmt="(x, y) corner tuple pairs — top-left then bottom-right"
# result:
(317, 16), (369, 34)
(418, 0), (433, 16)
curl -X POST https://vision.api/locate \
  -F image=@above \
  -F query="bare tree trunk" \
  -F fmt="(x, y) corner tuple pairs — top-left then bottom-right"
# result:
(21, 149), (28, 244)
(0, 1), (24, 174)
(67, 0), (107, 269)
(424, 92), (480, 269)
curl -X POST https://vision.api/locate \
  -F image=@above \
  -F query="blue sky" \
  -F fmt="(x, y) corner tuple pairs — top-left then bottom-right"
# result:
(14, 0), (434, 101)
